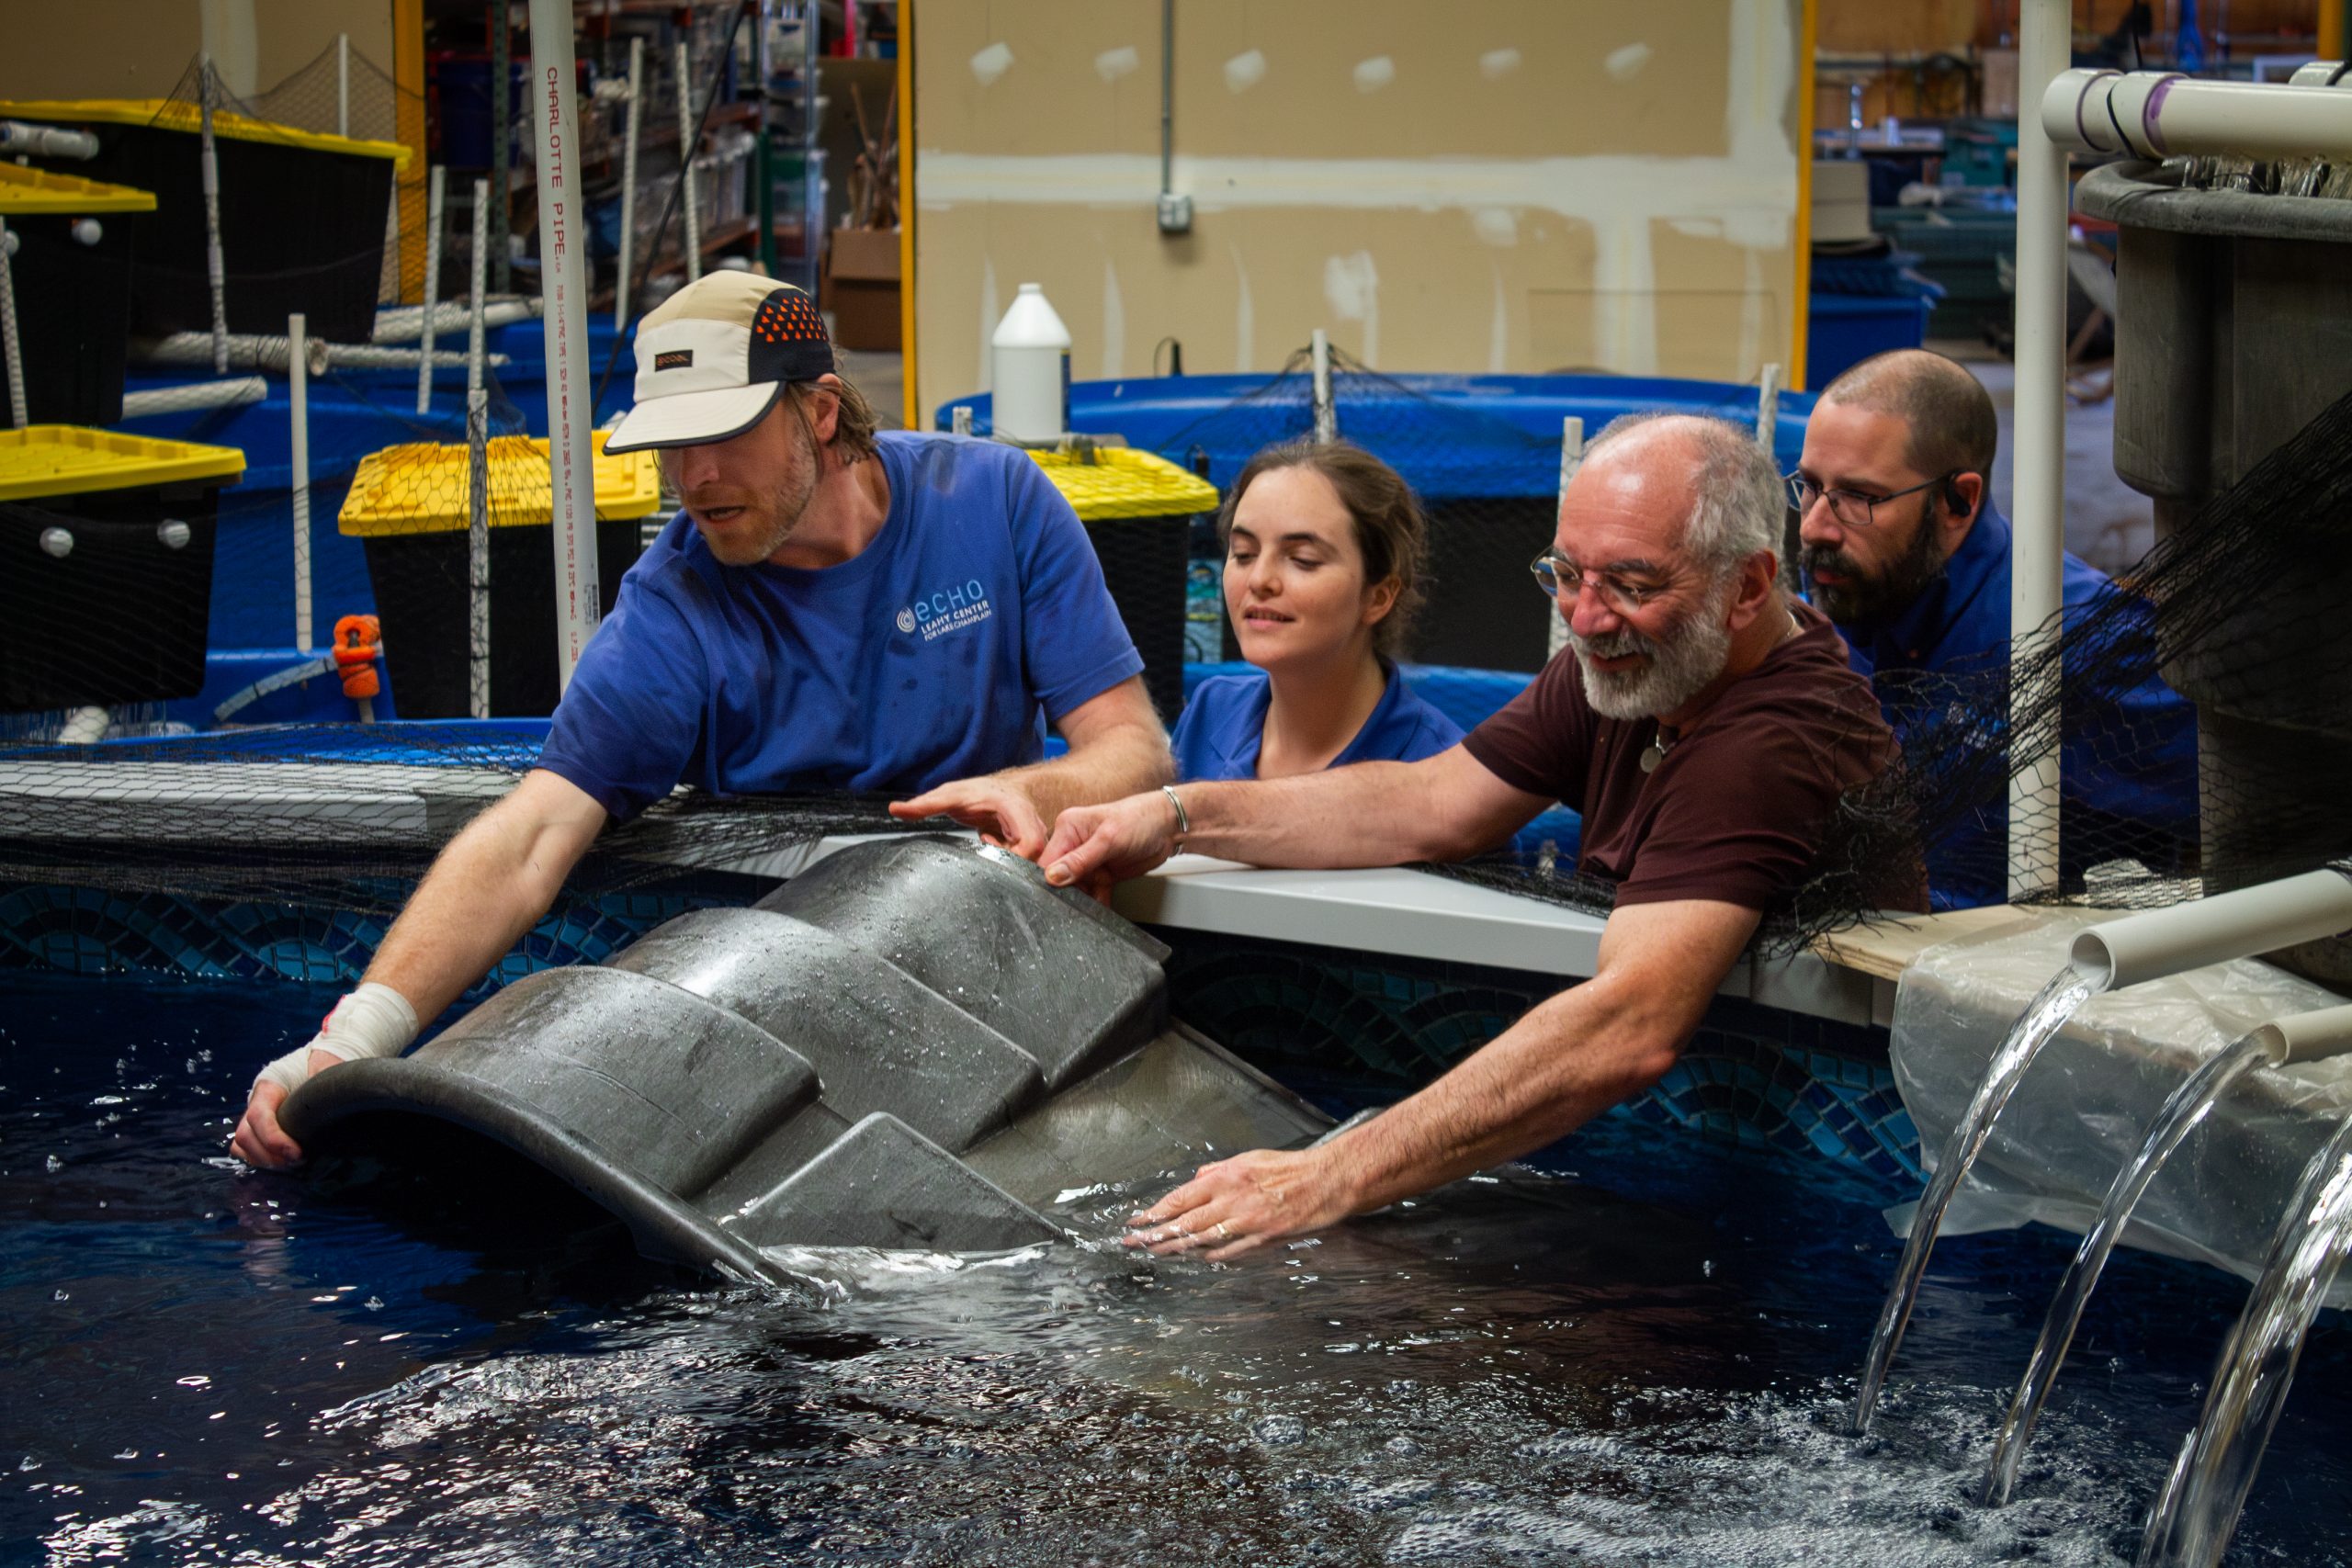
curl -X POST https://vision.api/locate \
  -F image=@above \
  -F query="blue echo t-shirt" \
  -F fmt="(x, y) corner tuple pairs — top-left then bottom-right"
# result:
(537, 431), (1145, 819)
(1170, 660), (1464, 781)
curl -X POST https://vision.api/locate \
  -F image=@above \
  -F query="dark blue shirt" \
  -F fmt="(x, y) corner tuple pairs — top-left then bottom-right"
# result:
(538, 431), (1144, 819)
(1831, 500), (2199, 908)
(1171, 661), (1464, 781)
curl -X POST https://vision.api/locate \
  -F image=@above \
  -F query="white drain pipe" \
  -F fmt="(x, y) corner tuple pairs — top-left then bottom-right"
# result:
(2042, 67), (2352, 159)
(2069, 869), (2352, 991)
(0, 121), (99, 160)
(2008, 0), (2070, 902)
(1310, 328), (1336, 444)
(374, 296), (537, 344)
(136, 333), (507, 373)
(337, 33), (351, 139)
(0, 216), (24, 428)
(198, 54), (229, 377)
(529, 0), (602, 694)
(2252, 1003), (2352, 1067)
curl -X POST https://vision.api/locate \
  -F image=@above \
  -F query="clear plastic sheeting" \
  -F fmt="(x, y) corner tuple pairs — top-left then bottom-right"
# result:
(1889, 909), (2352, 1304)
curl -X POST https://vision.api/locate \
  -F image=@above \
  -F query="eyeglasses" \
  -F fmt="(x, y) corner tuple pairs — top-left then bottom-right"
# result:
(1530, 549), (1664, 615)
(1785, 470), (1954, 528)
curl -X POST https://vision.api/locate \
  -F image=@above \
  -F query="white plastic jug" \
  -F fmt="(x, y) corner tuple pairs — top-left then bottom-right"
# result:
(990, 283), (1070, 442)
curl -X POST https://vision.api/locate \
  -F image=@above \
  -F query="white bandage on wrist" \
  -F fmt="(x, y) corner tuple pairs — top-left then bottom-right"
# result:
(253, 981), (421, 1097)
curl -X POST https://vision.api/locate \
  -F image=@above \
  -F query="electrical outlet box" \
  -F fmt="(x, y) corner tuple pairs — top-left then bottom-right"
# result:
(1156, 192), (1193, 234)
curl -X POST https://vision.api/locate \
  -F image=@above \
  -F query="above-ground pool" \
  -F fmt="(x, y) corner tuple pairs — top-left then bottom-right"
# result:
(5, 966), (2349, 1565)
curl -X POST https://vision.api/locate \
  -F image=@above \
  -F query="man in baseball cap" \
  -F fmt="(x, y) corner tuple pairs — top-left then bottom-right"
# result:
(233, 272), (1172, 1168)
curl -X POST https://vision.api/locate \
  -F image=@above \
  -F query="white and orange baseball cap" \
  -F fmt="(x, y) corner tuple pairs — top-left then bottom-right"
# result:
(602, 273), (836, 454)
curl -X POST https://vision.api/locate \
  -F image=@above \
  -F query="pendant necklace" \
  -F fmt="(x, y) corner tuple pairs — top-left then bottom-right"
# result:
(1640, 724), (1677, 774)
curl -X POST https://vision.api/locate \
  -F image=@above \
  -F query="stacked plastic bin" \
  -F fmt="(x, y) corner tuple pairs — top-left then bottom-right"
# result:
(0, 427), (244, 713)
(0, 165), (154, 425)
(337, 433), (661, 717)
(1027, 447), (1221, 724)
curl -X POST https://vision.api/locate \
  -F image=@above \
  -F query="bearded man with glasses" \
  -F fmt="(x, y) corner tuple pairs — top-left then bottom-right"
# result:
(1035, 412), (1920, 1261)
(1792, 348), (2197, 908)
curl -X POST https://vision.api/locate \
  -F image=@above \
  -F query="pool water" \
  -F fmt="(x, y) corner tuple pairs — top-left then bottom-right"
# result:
(4, 968), (2349, 1566)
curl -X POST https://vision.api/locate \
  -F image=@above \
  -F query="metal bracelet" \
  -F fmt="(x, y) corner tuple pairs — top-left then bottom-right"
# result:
(1159, 784), (1191, 849)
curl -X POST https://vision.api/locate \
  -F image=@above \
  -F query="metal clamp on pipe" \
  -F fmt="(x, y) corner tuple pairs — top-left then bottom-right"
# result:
(2069, 868), (2352, 991)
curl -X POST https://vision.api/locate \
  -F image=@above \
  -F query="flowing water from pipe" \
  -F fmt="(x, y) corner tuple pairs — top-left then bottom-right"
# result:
(1980, 1032), (2271, 1506)
(1851, 967), (2098, 1434)
(2137, 1112), (2352, 1568)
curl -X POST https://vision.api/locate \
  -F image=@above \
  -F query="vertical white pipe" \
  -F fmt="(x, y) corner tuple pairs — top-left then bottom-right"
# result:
(288, 312), (312, 654)
(1548, 415), (1585, 661)
(2009, 0), (2071, 902)
(1754, 362), (1782, 449)
(467, 177), (492, 720)
(529, 0), (602, 694)
(0, 217), (25, 429)
(415, 164), (447, 414)
(1310, 328), (1335, 444)
(674, 38), (703, 285)
(615, 36), (645, 331)
(199, 55), (230, 376)
(336, 33), (351, 139)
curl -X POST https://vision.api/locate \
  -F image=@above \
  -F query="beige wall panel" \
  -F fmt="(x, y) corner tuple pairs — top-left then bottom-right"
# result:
(1816, 0), (1975, 55)
(2, 3), (395, 110)
(914, 0), (1804, 413)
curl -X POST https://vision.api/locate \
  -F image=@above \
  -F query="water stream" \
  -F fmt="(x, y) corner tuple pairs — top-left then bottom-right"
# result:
(1980, 1032), (2271, 1506)
(2138, 1112), (2352, 1568)
(1851, 966), (2099, 1433)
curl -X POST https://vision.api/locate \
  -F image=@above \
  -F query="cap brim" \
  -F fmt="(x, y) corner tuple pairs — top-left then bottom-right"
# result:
(602, 381), (783, 455)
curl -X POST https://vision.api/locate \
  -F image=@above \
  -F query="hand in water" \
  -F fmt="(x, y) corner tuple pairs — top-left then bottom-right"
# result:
(230, 1049), (341, 1168)
(890, 777), (1050, 860)
(1125, 1145), (1360, 1261)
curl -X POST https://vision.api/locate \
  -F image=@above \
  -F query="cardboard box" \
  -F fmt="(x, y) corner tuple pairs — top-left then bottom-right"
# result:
(825, 227), (901, 352)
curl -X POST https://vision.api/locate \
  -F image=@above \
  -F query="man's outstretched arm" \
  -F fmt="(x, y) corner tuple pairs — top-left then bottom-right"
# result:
(1127, 896), (1762, 1259)
(232, 768), (609, 1168)
(889, 675), (1173, 858)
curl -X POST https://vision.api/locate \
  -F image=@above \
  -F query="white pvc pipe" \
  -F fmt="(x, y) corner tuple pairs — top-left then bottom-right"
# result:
(337, 33), (351, 140)
(530, 0), (602, 694)
(2069, 870), (2352, 992)
(1310, 328), (1335, 444)
(616, 35), (644, 332)
(2008, 0), (2070, 903)
(1754, 363), (1782, 449)
(0, 121), (99, 160)
(2043, 69), (2352, 160)
(0, 216), (23, 429)
(119, 375), (267, 418)
(373, 296), (536, 344)
(199, 55), (229, 377)
(674, 38), (702, 285)
(416, 164), (446, 413)
(288, 311), (312, 654)
(1547, 414), (1584, 662)
(2257, 1003), (2352, 1067)
(467, 175), (492, 721)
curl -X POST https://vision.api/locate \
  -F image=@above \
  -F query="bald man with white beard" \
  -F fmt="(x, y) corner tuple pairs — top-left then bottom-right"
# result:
(1038, 412), (1921, 1260)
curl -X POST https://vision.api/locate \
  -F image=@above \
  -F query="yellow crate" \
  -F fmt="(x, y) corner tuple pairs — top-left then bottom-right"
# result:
(0, 99), (411, 168)
(0, 425), (243, 502)
(0, 164), (156, 216)
(339, 432), (662, 536)
(1028, 446), (1220, 521)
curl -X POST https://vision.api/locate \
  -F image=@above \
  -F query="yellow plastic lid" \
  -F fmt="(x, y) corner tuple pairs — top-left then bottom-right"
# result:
(1028, 446), (1221, 522)
(0, 99), (412, 168)
(0, 425), (244, 502)
(0, 164), (157, 216)
(339, 432), (662, 536)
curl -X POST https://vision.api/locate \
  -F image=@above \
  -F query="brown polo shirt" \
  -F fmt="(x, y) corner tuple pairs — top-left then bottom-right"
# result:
(1462, 600), (1921, 912)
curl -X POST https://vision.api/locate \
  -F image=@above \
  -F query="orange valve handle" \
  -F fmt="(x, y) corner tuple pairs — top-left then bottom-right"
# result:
(334, 615), (383, 701)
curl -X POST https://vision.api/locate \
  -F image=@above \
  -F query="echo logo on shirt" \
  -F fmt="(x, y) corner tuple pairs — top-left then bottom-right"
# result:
(903, 580), (995, 642)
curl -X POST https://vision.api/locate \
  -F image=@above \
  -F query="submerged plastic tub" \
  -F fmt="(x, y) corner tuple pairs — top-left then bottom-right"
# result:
(0, 97), (409, 344)
(0, 426), (244, 711)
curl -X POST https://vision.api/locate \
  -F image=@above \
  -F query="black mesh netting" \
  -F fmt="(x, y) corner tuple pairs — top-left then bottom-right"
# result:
(6, 355), (2351, 963)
